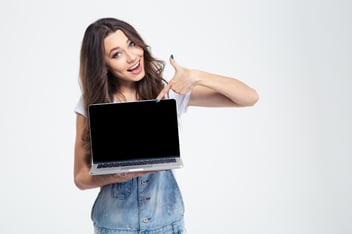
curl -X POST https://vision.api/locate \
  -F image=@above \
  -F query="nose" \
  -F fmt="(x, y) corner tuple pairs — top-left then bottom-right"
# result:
(125, 50), (137, 63)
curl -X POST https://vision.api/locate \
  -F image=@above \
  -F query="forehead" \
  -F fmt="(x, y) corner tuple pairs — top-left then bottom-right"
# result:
(104, 30), (128, 51)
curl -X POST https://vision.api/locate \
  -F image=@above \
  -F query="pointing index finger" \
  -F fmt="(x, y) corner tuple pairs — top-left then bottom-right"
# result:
(156, 82), (172, 101)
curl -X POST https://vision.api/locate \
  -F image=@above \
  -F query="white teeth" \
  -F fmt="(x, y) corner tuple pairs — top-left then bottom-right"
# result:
(129, 63), (139, 70)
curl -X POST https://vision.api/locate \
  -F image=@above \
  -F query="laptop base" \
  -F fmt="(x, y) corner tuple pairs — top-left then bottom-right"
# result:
(89, 159), (183, 175)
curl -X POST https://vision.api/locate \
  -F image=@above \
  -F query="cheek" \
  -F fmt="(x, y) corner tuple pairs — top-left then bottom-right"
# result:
(140, 48), (144, 55)
(109, 61), (126, 75)
(135, 47), (144, 57)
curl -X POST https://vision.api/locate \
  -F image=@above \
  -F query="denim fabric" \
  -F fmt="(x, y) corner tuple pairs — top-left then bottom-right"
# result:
(92, 170), (185, 233)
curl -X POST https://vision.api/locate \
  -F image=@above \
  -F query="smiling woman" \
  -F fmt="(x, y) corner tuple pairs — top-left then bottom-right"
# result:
(74, 17), (258, 234)
(104, 30), (145, 84)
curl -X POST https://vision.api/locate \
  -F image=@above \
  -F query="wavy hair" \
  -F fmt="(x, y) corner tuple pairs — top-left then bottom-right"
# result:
(79, 18), (166, 157)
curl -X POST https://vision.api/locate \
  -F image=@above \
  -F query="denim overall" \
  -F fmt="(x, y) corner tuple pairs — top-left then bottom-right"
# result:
(92, 170), (186, 233)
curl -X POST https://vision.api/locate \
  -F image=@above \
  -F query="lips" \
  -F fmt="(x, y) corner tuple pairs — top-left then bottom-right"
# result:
(127, 62), (140, 72)
(127, 61), (143, 75)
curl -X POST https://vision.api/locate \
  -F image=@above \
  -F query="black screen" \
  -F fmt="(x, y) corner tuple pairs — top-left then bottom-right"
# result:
(88, 99), (180, 163)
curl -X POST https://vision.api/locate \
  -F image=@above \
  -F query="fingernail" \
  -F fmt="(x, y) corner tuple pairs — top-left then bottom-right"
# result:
(155, 99), (160, 103)
(170, 54), (174, 59)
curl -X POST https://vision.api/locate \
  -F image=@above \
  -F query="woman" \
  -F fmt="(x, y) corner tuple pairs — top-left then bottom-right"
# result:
(74, 17), (258, 233)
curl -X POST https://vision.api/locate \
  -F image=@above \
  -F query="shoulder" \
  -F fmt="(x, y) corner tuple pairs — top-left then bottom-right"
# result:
(74, 96), (86, 117)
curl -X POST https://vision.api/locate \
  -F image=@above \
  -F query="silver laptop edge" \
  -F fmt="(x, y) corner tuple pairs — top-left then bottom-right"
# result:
(88, 99), (183, 175)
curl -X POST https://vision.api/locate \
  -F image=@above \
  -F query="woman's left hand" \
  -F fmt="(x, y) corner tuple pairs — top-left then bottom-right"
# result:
(156, 55), (198, 100)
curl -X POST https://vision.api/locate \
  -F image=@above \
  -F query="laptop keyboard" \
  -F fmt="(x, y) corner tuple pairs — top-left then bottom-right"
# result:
(97, 158), (177, 169)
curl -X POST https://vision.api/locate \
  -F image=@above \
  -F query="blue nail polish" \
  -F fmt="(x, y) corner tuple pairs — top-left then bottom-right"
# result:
(155, 99), (160, 103)
(170, 54), (174, 59)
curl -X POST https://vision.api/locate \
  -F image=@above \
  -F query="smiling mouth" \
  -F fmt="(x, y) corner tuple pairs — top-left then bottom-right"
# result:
(127, 62), (140, 72)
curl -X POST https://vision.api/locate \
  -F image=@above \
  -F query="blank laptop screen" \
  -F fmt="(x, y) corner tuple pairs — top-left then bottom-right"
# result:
(88, 99), (180, 163)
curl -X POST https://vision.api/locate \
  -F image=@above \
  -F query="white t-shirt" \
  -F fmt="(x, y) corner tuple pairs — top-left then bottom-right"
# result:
(74, 90), (191, 117)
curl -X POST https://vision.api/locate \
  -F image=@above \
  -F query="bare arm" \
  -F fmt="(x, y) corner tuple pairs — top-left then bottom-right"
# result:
(188, 70), (259, 107)
(74, 114), (153, 190)
(156, 56), (259, 107)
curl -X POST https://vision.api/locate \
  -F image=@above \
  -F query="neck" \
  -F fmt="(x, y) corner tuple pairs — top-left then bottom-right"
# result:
(115, 88), (138, 102)
(115, 80), (138, 102)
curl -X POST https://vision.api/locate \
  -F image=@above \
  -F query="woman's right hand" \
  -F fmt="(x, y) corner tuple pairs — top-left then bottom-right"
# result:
(111, 171), (160, 183)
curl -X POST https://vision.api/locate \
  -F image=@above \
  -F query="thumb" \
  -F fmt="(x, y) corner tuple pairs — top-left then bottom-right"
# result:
(169, 54), (178, 71)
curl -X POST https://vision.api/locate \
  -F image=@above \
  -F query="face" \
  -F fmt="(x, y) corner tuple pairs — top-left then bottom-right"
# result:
(104, 30), (145, 85)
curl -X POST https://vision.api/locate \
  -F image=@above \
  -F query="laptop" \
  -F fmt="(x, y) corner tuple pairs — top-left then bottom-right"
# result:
(88, 99), (183, 175)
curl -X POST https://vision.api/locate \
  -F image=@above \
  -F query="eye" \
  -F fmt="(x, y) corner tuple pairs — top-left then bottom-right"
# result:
(129, 41), (136, 47)
(112, 51), (121, 59)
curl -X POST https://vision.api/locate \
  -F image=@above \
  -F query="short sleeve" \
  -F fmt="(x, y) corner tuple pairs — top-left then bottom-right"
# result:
(168, 90), (191, 116)
(74, 96), (87, 117)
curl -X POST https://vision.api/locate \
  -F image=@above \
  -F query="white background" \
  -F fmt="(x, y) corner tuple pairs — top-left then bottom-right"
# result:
(0, 0), (351, 233)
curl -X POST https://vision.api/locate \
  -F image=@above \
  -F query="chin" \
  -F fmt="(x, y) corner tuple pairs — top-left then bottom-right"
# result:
(135, 71), (146, 81)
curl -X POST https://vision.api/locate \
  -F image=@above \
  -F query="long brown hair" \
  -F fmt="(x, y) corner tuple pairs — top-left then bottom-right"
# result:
(79, 18), (166, 157)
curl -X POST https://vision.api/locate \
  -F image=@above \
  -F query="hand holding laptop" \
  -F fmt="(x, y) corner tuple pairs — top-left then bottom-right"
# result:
(112, 170), (161, 182)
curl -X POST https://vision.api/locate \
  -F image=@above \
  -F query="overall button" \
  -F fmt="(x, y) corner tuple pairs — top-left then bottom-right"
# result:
(143, 217), (150, 223)
(141, 180), (149, 185)
(141, 197), (151, 202)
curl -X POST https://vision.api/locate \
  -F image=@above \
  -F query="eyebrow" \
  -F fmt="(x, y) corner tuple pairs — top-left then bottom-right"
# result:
(108, 46), (120, 57)
(107, 39), (131, 57)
